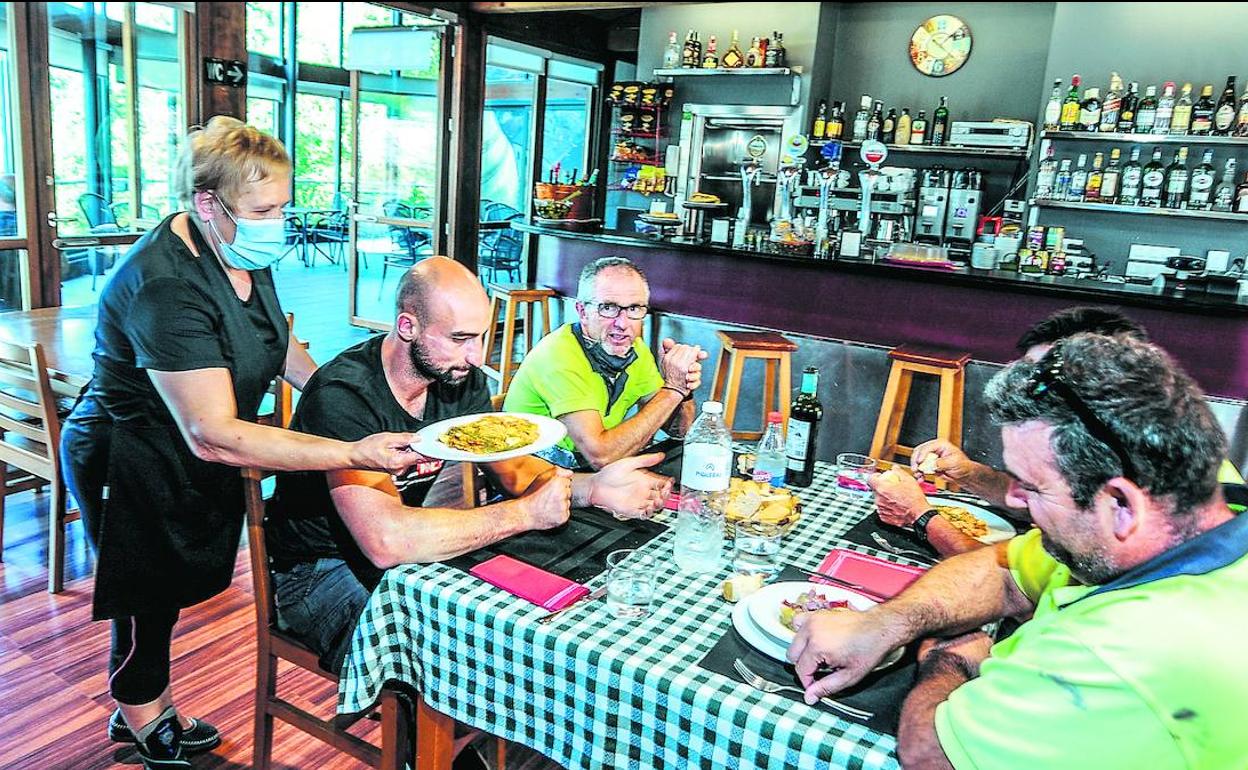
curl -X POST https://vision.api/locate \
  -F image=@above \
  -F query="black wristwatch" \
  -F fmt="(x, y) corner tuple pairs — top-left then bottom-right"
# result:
(912, 508), (940, 543)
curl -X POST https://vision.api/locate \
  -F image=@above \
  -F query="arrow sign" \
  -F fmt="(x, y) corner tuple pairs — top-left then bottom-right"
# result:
(203, 58), (247, 88)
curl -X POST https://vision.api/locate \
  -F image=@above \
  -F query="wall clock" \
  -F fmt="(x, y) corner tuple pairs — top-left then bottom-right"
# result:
(909, 15), (972, 77)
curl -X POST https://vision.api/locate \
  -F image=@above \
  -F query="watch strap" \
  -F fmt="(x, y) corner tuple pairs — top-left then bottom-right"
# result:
(912, 508), (940, 543)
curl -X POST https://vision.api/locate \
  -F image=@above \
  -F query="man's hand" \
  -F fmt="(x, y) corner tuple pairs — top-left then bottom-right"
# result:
(589, 452), (672, 519)
(917, 631), (993, 678)
(869, 468), (931, 528)
(787, 607), (906, 704)
(911, 439), (977, 484)
(349, 432), (426, 474)
(516, 468), (573, 529)
(659, 338), (707, 395)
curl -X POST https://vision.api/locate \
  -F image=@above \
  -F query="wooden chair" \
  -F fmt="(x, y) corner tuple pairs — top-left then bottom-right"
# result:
(708, 330), (798, 441)
(258, 313), (306, 430)
(481, 284), (556, 391)
(868, 344), (970, 466)
(0, 339), (79, 593)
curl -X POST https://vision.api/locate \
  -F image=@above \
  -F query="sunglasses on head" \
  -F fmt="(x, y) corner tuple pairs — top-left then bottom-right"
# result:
(1026, 345), (1138, 483)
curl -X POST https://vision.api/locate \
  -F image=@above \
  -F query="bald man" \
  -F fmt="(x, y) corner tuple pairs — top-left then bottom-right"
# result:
(265, 258), (672, 676)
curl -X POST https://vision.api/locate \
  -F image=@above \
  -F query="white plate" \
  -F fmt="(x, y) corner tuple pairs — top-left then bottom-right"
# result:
(731, 588), (904, 670)
(746, 581), (878, 646)
(927, 497), (1016, 544)
(412, 412), (567, 463)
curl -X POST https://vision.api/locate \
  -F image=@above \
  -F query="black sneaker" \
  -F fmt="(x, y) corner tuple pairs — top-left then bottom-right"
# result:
(109, 708), (222, 754)
(134, 711), (191, 770)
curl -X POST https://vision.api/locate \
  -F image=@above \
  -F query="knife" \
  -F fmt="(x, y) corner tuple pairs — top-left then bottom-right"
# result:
(804, 570), (891, 603)
(537, 585), (608, 624)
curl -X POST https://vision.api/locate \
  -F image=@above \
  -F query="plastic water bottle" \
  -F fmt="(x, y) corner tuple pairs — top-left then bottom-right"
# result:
(751, 411), (788, 488)
(674, 401), (731, 573)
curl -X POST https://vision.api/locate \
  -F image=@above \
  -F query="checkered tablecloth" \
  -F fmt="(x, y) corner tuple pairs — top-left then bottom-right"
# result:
(338, 462), (928, 769)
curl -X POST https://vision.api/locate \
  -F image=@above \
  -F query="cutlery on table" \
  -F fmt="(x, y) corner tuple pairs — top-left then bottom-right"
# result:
(537, 586), (607, 624)
(732, 658), (874, 721)
(870, 533), (935, 562)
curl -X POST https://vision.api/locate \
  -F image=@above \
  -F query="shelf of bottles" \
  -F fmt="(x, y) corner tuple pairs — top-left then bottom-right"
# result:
(1031, 198), (1247, 222)
(1041, 130), (1248, 147)
(652, 67), (797, 77)
(810, 139), (1029, 158)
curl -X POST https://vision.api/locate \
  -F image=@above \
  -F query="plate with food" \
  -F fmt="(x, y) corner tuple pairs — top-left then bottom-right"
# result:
(412, 412), (566, 463)
(926, 497), (1015, 544)
(732, 581), (904, 668)
(725, 477), (801, 534)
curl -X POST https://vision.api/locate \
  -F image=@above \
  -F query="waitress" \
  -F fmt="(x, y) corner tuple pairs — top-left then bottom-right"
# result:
(60, 117), (419, 769)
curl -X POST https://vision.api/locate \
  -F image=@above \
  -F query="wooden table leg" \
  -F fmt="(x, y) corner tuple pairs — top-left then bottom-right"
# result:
(414, 697), (455, 770)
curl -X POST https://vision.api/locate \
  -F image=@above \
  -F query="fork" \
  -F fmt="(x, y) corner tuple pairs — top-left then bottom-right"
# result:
(732, 658), (874, 721)
(870, 532), (935, 562)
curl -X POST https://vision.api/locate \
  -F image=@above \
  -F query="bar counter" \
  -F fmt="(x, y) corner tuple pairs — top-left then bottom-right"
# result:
(515, 222), (1248, 399)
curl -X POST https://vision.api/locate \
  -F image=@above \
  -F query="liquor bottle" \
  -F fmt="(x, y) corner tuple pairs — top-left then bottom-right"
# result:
(1169, 82), (1193, 134)
(701, 35), (719, 68)
(1213, 76), (1238, 135)
(1187, 149), (1216, 210)
(1035, 144), (1058, 198)
(1079, 87), (1102, 131)
(910, 110), (928, 144)
(1236, 81), (1248, 137)
(784, 367), (823, 487)
(1053, 158), (1073, 201)
(894, 108), (912, 144)
(811, 99), (828, 139)
(1099, 72), (1123, 132)
(765, 31), (786, 68)
(1213, 159), (1238, 212)
(1236, 171), (1248, 214)
(867, 100), (884, 141)
(1100, 147), (1122, 203)
(681, 30), (700, 68)
(1155, 81), (1177, 131)
(932, 96), (950, 145)
(882, 108), (897, 144)
(826, 101), (845, 140)
(1117, 82), (1139, 133)
(851, 95), (872, 142)
(745, 36), (762, 68)
(1043, 78), (1063, 130)
(1084, 151), (1105, 202)
(1139, 147), (1166, 207)
(1118, 146), (1143, 206)
(662, 31), (681, 69)
(722, 30), (745, 68)
(1060, 74), (1082, 130)
(1163, 147), (1189, 208)
(756, 37), (769, 68)
(1190, 84), (1216, 135)
(1069, 153), (1089, 202)
(1134, 85), (1158, 133)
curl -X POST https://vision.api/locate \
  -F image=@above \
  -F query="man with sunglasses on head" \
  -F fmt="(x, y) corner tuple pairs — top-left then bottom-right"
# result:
(504, 257), (706, 469)
(791, 334), (1247, 770)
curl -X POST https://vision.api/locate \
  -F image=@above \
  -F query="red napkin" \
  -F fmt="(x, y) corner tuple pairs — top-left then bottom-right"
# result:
(470, 555), (590, 611)
(813, 548), (927, 599)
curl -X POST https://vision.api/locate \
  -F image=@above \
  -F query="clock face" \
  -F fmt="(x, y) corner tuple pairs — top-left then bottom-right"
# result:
(910, 15), (972, 77)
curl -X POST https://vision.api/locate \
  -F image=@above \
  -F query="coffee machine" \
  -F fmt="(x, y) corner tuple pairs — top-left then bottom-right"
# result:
(944, 168), (983, 256)
(915, 168), (951, 243)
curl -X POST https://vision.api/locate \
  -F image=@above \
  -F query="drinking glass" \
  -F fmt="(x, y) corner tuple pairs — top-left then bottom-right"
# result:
(835, 453), (876, 497)
(605, 549), (657, 618)
(731, 520), (783, 580)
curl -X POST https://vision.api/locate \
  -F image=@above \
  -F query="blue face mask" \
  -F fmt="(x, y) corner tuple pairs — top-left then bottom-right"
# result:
(208, 196), (288, 271)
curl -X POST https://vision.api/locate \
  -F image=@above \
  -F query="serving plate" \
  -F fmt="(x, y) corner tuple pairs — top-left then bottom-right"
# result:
(412, 412), (566, 463)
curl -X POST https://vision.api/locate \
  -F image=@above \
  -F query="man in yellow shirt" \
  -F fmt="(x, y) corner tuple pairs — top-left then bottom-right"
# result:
(791, 334), (1247, 769)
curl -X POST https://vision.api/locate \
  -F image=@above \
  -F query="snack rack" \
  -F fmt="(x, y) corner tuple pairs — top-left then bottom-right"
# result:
(605, 82), (675, 216)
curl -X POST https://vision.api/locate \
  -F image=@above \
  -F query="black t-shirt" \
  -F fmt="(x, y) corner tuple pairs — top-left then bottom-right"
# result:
(266, 334), (493, 590)
(73, 215), (286, 426)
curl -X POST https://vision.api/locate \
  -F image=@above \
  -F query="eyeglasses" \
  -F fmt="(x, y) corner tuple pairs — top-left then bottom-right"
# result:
(582, 301), (649, 320)
(1026, 345), (1138, 482)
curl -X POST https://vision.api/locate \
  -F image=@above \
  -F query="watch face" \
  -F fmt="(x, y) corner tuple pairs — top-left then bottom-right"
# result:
(910, 15), (972, 77)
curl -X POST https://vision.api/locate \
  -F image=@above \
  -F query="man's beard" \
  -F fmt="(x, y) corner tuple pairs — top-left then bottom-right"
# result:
(408, 338), (469, 386)
(1040, 531), (1119, 585)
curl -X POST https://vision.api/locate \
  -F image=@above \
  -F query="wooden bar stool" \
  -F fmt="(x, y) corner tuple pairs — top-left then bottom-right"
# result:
(869, 344), (970, 466)
(709, 330), (798, 441)
(481, 283), (556, 391)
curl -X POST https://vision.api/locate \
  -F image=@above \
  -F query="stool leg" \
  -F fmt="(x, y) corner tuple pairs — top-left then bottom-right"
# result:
(869, 363), (910, 462)
(778, 352), (792, 426)
(710, 347), (732, 403)
(482, 294), (500, 372)
(541, 298), (552, 336)
(525, 301), (535, 354)
(722, 351), (745, 437)
(500, 300), (519, 391)
(938, 368), (965, 448)
(762, 357), (777, 426)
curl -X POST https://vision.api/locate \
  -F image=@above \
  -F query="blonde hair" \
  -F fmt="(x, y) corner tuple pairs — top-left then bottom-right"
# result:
(176, 115), (291, 209)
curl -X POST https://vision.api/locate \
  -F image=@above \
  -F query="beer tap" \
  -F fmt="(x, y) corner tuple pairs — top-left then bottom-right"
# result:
(776, 159), (805, 224)
(732, 158), (763, 249)
(814, 164), (838, 259)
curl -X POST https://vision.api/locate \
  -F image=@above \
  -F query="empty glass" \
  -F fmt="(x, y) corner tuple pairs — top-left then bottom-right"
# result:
(835, 453), (877, 497)
(732, 521), (784, 580)
(605, 549), (657, 619)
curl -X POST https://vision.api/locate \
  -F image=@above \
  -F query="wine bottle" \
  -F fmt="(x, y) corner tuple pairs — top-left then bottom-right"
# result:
(783, 367), (823, 487)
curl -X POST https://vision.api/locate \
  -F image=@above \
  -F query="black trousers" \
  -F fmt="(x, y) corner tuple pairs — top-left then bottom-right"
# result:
(108, 609), (181, 704)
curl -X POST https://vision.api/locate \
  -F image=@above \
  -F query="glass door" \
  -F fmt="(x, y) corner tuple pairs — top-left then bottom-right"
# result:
(41, 2), (188, 307)
(345, 21), (445, 327)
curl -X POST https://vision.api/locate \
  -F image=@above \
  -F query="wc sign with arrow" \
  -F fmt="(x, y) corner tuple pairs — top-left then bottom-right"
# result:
(203, 58), (247, 88)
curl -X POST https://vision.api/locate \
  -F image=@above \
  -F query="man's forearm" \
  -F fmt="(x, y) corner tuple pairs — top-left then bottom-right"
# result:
(925, 516), (990, 558)
(664, 399), (696, 438)
(957, 462), (1015, 511)
(578, 389), (684, 468)
(896, 653), (966, 770)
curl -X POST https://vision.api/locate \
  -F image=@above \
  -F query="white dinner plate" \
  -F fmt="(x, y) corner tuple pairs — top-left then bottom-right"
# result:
(731, 585), (904, 670)
(411, 412), (567, 463)
(746, 581), (878, 646)
(927, 497), (1016, 544)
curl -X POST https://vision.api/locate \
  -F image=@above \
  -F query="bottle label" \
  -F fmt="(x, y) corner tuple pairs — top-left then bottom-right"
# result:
(681, 444), (731, 492)
(801, 372), (818, 395)
(784, 419), (811, 470)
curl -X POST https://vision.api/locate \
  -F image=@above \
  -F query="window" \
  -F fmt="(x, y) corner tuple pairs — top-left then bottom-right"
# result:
(247, 2), (283, 59)
(296, 1), (341, 67)
(542, 78), (594, 183)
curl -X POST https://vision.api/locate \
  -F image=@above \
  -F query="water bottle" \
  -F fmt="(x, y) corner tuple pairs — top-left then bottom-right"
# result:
(751, 411), (787, 487)
(674, 401), (731, 573)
